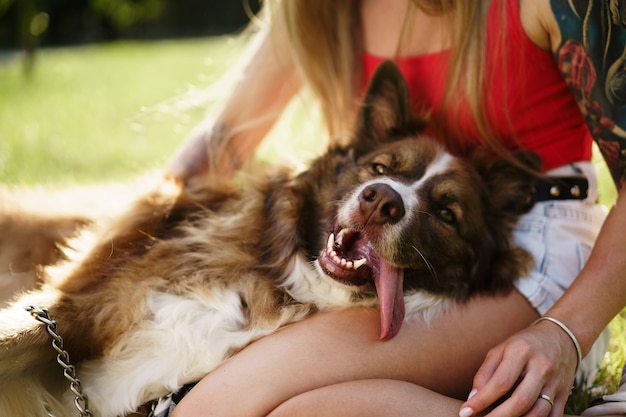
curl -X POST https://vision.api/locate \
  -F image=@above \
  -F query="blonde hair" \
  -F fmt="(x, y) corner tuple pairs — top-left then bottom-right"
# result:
(263, 0), (510, 156)
(268, 0), (363, 139)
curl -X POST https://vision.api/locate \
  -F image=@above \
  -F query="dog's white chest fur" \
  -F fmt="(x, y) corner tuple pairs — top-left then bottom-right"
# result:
(79, 288), (289, 417)
(78, 255), (358, 417)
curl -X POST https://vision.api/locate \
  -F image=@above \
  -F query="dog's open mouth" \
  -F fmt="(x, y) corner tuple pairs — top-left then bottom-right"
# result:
(318, 225), (405, 341)
(319, 228), (372, 284)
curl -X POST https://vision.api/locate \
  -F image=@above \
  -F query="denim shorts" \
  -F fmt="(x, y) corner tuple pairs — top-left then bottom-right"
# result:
(512, 162), (610, 384)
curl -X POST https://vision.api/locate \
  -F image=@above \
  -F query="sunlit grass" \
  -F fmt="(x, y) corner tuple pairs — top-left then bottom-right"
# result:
(0, 38), (325, 185)
(0, 38), (241, 184)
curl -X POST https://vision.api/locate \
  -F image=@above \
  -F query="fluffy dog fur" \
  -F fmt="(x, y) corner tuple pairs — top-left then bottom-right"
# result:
(0, 61), (540, 417)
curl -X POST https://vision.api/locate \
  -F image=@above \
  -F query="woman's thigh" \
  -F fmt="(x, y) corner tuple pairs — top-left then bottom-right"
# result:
(268, 379), (466, 417)
(172, 290), (539, 417)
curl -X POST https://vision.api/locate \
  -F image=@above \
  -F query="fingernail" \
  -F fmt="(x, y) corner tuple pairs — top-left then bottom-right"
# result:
(459, 407), (474, 417)
(467, 388), (478, 400)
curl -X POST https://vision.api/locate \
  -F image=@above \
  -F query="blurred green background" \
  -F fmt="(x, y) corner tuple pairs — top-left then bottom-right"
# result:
(0, 37), (324, 185)
(0, 38), (230, 184)
(0, 0), (264, 184)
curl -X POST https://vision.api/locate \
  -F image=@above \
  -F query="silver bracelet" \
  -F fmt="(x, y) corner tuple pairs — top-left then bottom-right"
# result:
(532, 316), (582, 372)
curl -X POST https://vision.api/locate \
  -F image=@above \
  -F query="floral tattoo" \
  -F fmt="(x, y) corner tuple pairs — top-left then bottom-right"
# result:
(551, 0), (626, 186)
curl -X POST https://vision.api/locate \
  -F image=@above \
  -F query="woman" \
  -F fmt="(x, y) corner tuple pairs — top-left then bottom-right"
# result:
(166, 1), (626, 416)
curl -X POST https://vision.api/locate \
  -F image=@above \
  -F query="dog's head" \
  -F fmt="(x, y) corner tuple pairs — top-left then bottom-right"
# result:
(316, 61), (540, 340)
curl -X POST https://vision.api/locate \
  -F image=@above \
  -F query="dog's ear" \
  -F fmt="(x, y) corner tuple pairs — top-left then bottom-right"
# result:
(469, 151), (542, 293)
(474, 150), (542, 216)
(353, 61), (424, 156)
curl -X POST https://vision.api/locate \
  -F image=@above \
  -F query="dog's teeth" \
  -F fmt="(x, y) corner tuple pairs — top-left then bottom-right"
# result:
(340, 258), (347, 267)
(336, 229), (346, 246)
(353, 258), (367, 269)
(346, 261), (353, 269)
(327, 233), (335, 250)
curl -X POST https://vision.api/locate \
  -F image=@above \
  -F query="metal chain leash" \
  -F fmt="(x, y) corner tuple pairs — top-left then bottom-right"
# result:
(26, 305), (94, 417)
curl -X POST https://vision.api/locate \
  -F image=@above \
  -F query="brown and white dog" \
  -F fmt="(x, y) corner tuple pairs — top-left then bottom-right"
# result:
(0, 61), (540, 417)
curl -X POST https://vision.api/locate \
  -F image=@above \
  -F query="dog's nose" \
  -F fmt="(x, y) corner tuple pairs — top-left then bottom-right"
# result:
(359, 183), (405, 224)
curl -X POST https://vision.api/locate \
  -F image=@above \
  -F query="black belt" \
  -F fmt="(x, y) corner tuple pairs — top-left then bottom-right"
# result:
(533, 176), (589, 202)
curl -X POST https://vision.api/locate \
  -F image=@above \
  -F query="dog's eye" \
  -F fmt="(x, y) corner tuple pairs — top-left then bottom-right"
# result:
(372, 163), (389, 176)
(438, 208), (456, 224)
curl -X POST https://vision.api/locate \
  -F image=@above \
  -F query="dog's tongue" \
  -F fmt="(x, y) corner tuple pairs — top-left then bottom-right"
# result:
(374, 259), (405, 340)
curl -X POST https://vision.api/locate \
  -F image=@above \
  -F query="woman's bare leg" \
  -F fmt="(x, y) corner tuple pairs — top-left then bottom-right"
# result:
(266, 379), (621, 417)
(172, 290), (539, 417)
(268, 379), (471, 417)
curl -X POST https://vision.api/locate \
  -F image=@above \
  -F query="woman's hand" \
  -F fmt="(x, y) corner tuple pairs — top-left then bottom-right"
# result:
(459, 320), (578, 417)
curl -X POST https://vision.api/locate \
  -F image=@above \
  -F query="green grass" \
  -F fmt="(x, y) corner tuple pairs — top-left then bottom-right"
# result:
(1, 39), (624, 414)
(0, 37), (324, 186)
(0, 38), (244, 184)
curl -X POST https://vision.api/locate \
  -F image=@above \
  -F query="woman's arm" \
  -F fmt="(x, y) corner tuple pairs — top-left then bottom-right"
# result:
(463, 183), (626, 417)
(166, 16), (302, 181)
(462, 1), (626, 416)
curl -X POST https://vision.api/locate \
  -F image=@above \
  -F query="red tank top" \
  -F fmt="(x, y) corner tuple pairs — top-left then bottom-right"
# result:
(362, 0), (592, 171)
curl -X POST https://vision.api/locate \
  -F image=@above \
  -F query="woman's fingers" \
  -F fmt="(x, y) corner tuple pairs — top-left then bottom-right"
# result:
(482, 373), (560, 417)
(460, 323), (578, 417)
(459, 341), (530, 416)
